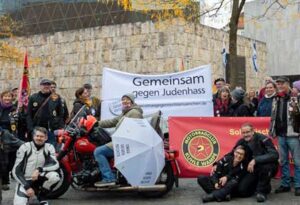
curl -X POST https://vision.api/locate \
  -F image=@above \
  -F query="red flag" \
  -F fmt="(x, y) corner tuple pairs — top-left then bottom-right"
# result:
(17, 52), (30, 111)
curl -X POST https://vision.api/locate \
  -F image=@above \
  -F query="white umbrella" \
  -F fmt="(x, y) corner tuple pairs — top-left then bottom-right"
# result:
(112, 117), (165, 186)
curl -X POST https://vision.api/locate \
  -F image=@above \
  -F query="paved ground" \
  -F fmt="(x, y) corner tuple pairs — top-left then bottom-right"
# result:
(2, 179), (300, 205)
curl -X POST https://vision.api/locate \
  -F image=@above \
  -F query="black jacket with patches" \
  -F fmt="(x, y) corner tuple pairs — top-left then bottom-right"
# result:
(27, 92), (64, 132)
(0, 103), (16, 132)
(211, 154), (246, 185)
(232, 132), (279, 165)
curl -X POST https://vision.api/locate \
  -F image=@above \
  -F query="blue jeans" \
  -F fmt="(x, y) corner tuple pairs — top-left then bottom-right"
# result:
(46, 131), (56, 147)
(94, 145), (115, 182)
(278, 136), (300, 188)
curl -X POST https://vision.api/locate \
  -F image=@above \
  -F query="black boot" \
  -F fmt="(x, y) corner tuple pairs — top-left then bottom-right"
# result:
(256, 193), (267, 203)
(202, 194), (215, 203)
(224, 194), (231, 201)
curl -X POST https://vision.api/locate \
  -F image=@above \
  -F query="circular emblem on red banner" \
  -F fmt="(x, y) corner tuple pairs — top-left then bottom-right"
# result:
(182, 129), (219, 167)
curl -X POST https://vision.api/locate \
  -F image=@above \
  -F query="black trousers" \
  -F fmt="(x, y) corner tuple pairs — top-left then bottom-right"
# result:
(2, 151), (17, 185)
(237, 163), (278, 197)
(197, 175), (238, 201)
(0, 176), (2, 202)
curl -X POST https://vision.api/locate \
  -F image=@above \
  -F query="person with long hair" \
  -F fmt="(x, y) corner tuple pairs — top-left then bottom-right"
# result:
(213, 87), (231, 116)
(71, 87), (97, 119)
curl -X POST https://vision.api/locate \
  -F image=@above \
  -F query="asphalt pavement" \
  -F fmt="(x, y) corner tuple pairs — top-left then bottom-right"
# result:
(2, 179), (300, 205)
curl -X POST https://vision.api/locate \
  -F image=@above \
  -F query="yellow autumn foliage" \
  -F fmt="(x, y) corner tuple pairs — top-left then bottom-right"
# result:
(0, 15), (41, 65)
(117, 0), (199, 22)
(0, 42), (41, 65)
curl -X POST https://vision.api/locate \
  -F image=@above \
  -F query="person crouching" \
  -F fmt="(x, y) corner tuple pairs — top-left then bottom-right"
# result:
(12, 127), (60, 205)
(197, 145), (249, 203)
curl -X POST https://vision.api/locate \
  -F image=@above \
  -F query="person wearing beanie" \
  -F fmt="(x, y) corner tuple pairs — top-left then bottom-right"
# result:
(93, 93), (143, 187)
(121, 93), (135, 104)
(293, 80), (300, 92)
(229, 88), (253, 117)
(292, 80), (300, 97)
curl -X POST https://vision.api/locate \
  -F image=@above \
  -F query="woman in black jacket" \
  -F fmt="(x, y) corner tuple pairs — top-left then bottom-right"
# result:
(197, 145), (250, 203)
(71, 87), (98, 120)
(228, 88), (253, 117)
(0, 90), (17, 190)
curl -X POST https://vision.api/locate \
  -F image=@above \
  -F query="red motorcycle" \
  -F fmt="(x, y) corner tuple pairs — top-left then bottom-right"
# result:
(46, 109), (179, 199)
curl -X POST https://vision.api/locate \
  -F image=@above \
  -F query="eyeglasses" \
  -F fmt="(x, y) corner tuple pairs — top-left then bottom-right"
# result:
(241, 130), (253, 135)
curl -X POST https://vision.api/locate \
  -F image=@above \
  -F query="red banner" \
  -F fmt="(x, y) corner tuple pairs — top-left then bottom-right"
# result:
(169, 117), (272, 178)
(17, 52), (30, 111)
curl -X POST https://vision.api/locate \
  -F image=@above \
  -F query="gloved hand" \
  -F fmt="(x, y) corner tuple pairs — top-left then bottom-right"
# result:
(79, 127), (88, 136)
(66, 127), (79, 138)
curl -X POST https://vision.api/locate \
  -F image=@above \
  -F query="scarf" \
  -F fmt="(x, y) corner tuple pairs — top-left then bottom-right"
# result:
(81, 98), (92, 107)
(264, 92), (276, 99)
(214, 98), (230, 115)
(0, 101), (13, 109)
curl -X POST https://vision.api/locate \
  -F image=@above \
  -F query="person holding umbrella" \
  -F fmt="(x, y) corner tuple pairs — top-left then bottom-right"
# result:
(93, 93), (143, 187)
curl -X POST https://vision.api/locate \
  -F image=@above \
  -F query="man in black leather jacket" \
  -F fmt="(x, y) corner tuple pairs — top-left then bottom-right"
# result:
(231, 123), (279, 203)
(26, 79), (64, 145)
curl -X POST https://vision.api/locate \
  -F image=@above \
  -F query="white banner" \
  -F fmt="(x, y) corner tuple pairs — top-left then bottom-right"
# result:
(101, 65), (213, 120)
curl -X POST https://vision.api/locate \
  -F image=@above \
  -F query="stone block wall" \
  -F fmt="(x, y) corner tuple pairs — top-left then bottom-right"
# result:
(0, 19), (266, 108)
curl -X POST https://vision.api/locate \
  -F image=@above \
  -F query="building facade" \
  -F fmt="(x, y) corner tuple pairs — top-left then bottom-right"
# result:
(0, 20), (266, 108)
(244, 0), (300, 80)
(0, 0), (150, 35)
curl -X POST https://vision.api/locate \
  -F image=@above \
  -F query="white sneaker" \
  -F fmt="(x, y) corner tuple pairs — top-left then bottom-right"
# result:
(40, 201), (49, 205)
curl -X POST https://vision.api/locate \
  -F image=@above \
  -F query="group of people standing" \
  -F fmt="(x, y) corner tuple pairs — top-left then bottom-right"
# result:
(0, 79), (102, 205)
(0, 74), (300, 204)
(204, 76), (300, 203)
(213, 76), (300, 118)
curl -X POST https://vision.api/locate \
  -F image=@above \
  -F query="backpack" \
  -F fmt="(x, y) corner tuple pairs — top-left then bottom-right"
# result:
(89, 127), (112, 146)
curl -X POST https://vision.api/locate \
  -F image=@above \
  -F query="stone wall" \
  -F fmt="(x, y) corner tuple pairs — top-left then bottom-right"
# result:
(0, 19), (266, 108)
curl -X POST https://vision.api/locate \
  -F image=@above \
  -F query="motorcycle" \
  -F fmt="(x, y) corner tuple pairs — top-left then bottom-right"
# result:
(46, 107), (180, 199)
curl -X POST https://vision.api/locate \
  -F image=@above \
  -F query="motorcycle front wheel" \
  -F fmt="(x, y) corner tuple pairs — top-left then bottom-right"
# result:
(138, 161), (175, 198)
(45, 163), (71, 199)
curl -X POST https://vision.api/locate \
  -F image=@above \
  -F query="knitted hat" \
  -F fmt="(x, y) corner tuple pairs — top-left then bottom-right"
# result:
(231, 88), (245, 101)
(293, 80), (300, 92)
(121, 93), (135, 103)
